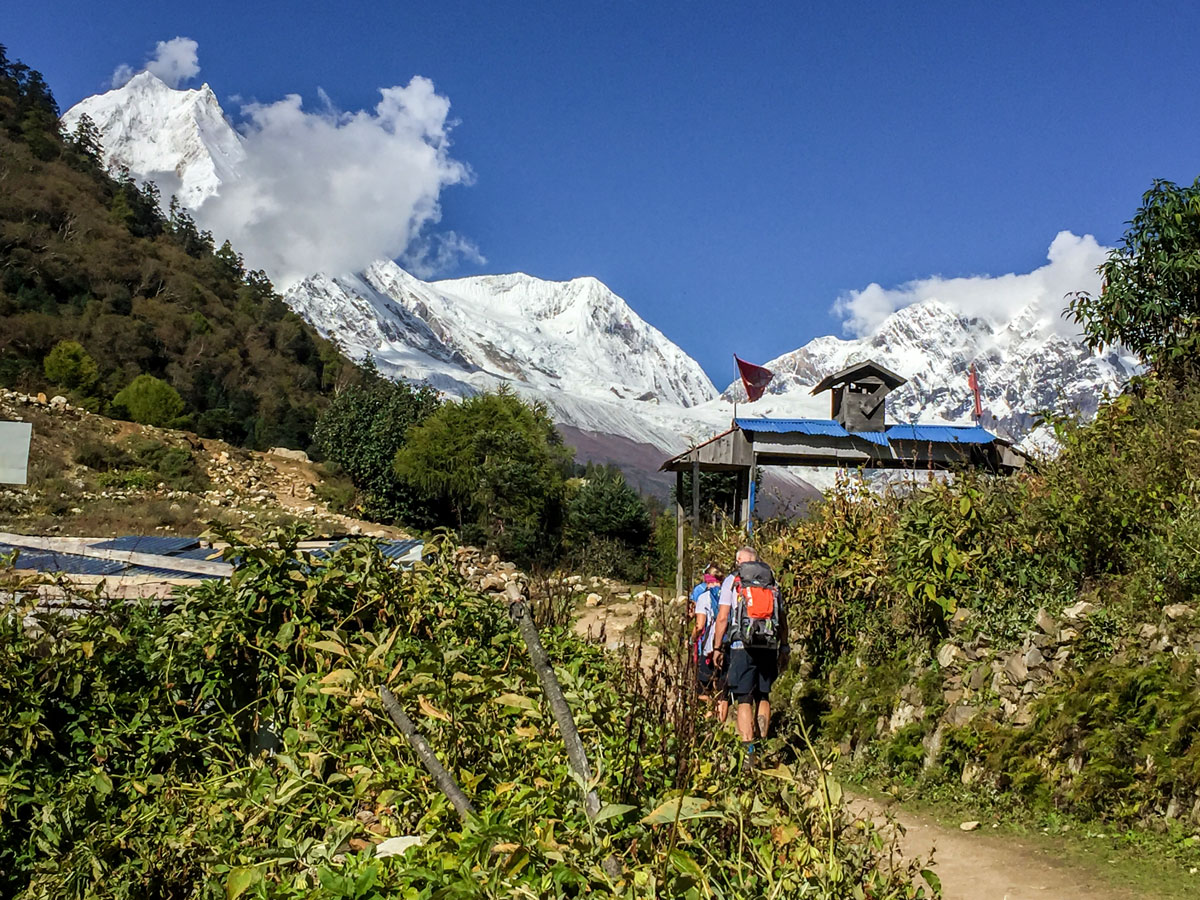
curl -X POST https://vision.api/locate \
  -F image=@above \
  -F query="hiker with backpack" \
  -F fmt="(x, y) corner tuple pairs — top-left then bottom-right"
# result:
(689, 564), (729, 722)
(711, 547), (789, 764)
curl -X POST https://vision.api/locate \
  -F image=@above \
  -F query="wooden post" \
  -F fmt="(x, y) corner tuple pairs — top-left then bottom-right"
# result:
(747, 458), (758, 538)
(379, 687), (475, 823)
(691, 459), (700, 586)
(675, 469), (685, 600)
(737, 468), (749, 526)
(508, 597), (623, 881)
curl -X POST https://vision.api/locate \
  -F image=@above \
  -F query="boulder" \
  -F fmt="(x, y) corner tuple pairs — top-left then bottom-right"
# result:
(1164, 604), (1194, 621)
(1023, 647), (1045, 669)
(49, 395), (68, 408)
(959, 820), (981, 832)
(270, 447), (309, 462)
(1003, 653), (1028, 684)
(936, 643), (962, 668)
(944, 704), (978, 727)
(888, 701), (921, 732)
(1035, 608), (1058, 635)
(585, 593), (604, 608)
(1063, 600), (1095, 620)
(479, 573), (507, 592)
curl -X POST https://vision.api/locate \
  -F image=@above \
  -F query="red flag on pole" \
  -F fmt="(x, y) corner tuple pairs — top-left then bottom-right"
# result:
(735, 355), (774, 402)
(967, 363), (982, 422)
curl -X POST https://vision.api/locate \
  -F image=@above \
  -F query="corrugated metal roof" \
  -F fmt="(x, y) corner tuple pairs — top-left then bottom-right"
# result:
(169, 547), (227, 562)
(316, 538), (424, 563)
(735, 417), (845, 435)
(734, 418), (890, 445)
(735, 418), (998, 446)
(885, 424), (996, 445)
(378, 539), (423, 560)
(121, 564), (207, 580)
(92, 536), (201, 554)
(0, 544), (126, 576)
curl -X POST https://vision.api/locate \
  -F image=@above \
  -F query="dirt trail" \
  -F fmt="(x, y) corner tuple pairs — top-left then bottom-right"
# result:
(851, 796), (1142, 900)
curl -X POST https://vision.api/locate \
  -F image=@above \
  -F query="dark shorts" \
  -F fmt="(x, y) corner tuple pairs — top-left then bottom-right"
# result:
(726, 647), (779, 702)
(697, 652), (728, 694)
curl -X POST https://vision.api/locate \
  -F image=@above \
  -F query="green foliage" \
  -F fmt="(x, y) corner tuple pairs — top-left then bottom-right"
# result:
(1069, 177), (1200, 369)
(395, 390), (575, 565)
(564, 465), (652, 580)
(0, 531), (934, 898)
(312, 373), (442, 526)
(112, 374), (185, 427)
(0, 46), (362, 452)
(43, 340), (98, 392)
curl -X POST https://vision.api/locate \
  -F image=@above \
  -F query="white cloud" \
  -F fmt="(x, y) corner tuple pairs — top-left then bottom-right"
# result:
(832, 231), (1109, 338)
(197, 77), (473, 286)
(401, 231), (486, 280)
(112, 37), (200, 89)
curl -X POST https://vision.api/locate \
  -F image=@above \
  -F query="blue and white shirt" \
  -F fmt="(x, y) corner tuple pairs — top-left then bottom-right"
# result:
(717, 573), (744, 650)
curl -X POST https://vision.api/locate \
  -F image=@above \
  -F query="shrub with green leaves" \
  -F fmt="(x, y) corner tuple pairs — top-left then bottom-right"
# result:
(0, 531), (935, 899)
(43, 340), (99, 393)
(111, 374), (186, 427)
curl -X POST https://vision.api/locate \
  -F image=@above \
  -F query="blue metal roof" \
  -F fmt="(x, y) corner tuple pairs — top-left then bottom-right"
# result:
(91, 536), (201, 554)
(885, 424), (996, 445)
(169, 546), (227, 561)
(734, 418), (889, 446)
(0, 544), (126, 576)
(734, 418), (997, 447)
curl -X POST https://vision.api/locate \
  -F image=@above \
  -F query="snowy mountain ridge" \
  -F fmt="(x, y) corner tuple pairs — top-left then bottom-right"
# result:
(61, 74), (1138, 491)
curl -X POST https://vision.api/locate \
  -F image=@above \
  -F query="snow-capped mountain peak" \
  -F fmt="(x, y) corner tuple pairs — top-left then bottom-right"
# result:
(62, 71), (244, 208)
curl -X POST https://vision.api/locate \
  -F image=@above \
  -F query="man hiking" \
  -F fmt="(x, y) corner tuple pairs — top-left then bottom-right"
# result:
(689, 564), (729, 722)
(711, 546), (788, 766)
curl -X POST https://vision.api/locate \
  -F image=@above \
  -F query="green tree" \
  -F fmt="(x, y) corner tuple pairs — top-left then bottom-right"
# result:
(564, 466), (653, 579)
(394, 389), (574, 563)
(313, 372), (442, 524)
(112, 374), (185, 427)
(43, 340), (98, 392)
(566, 466), (651, 548)
(1069, 177), (1200, 369)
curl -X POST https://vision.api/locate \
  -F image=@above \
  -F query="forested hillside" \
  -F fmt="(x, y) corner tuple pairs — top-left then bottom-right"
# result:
(0, 46), (360, 452)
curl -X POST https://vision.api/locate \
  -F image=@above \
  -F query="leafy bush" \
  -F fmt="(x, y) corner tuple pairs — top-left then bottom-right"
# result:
(112, 375), (185, 427)
(564, 466), (652, 579)
(0, 531), (935, 898)
(395, 389), (574, 566)
(43, 340), (98, 392)
(312, 374), (441, 525)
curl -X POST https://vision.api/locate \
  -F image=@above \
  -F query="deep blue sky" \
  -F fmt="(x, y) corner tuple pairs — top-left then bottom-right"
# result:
(7, 3), (1200, 384)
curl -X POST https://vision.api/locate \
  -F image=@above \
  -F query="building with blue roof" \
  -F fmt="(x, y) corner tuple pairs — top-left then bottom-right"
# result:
(660, 360), (1026, 595)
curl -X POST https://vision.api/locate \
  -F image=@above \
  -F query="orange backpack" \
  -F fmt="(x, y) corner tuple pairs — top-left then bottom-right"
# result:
(731, 560), (782, 649)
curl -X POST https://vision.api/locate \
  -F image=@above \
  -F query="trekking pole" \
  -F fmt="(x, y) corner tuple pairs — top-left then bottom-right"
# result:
(379, 686), (475, 824)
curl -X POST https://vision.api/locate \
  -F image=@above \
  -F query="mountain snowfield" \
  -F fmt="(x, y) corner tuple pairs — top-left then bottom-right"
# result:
(62, 71), (243, 208)
(61, 73), (1139, 496)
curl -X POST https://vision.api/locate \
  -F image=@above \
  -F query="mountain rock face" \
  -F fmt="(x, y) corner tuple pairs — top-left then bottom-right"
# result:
(62, 76), (1136, 499)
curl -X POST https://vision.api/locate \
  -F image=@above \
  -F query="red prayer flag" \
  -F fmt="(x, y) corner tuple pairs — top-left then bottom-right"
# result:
(967, 363), (982, 421)
(735, 355), (774, 402)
